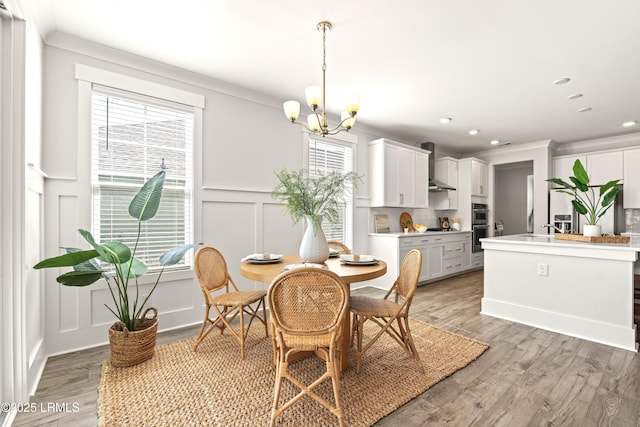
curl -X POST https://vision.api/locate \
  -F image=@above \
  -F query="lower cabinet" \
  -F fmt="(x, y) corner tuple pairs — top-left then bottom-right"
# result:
(471, 251), (484, 268)
(368, 232), (477, 289)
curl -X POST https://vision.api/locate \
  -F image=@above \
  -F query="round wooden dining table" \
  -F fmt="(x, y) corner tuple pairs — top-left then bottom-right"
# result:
(240, 254), (387, 371)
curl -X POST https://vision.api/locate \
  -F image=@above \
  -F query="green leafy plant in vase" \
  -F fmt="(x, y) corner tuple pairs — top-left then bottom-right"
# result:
(546, 159), (620, 236)
(34, 169), (198, 366)
(272, 168), (359, 262)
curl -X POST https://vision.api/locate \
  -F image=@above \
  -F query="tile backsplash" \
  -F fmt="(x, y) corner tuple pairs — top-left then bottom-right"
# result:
(370, 207), (441, 232)
(625, 209), (640, 233)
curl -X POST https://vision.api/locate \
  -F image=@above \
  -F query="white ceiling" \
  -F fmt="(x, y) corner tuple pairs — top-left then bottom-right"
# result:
(13, 0), (640, 154)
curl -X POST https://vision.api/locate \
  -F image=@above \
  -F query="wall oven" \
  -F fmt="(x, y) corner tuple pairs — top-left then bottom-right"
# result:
(472, 203), (489, 252)
(471, 203), (488, 225)
(472, 225), (489, 253)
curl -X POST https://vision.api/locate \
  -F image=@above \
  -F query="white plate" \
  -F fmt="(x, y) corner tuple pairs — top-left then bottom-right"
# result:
(341, 259), (380, 266)
(339, 254), (379, 265)
(329, 248), (340, 258)
(246, 253), (283, 264)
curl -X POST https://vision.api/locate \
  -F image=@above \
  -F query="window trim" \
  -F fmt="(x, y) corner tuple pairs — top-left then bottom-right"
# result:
(303, 133), (357, 249)
(76, 64), (203, 276)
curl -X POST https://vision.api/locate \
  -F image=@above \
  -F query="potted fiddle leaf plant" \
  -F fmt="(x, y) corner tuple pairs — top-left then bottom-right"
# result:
(546, 159), (620, 236)
(272, 168), (359, 263)
(34, 169), (198, 367)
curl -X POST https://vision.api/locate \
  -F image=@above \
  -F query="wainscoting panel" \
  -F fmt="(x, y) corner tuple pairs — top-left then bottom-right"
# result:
(262, 201), (301, 256)
(201, 200), (258, 291)
(57, 195), (81, 332)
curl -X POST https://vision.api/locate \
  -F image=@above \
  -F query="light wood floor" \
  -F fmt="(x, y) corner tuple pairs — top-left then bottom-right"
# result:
(13, 270), (640, 426)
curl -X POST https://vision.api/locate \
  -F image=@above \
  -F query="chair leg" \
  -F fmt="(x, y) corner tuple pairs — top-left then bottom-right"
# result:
(355, 314), (366, 374)
(239, 304), (246, 359)
(270, 353), (285, 426)
(193, 304), (211, 351)
(330, 347), (345, 427)
(399, 316), (424, 372)
(193, 305), (227, 351)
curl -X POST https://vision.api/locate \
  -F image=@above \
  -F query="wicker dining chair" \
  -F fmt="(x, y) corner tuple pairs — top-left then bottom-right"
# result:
(268, 267), (349, 427)
(350, 249), (424, 374)
(327, 240), (351, 255)
(193, 246), (268, 359)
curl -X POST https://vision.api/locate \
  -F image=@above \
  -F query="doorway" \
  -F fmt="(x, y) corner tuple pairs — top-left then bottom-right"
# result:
(494, 161), (534, 235)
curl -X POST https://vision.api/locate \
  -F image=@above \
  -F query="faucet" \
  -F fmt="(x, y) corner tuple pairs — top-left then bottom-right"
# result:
(541, 224), (563, 233)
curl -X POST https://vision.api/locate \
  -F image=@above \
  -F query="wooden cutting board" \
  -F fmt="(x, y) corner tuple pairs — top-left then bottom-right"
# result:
(400, 212), (414, 231)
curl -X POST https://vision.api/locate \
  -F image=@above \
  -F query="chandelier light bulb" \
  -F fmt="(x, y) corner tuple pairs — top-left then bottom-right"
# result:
(305, 86), (322, 110)
(307, 114), (321, 132)
(341, 110), (356, 129)
(283, 100), (300, 122)
(345, 94), (361, 114)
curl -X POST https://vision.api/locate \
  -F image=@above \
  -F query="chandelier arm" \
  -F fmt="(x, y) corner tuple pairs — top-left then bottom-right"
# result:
(289, 120), (315, 134)
(326, 115), (355, 134)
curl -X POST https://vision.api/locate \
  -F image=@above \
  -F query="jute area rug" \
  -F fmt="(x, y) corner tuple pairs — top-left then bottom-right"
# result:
(98, 318), (488, 426)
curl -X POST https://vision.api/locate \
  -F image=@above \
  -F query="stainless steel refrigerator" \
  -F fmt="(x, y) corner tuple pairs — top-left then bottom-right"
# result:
(548, 185), (624, 234)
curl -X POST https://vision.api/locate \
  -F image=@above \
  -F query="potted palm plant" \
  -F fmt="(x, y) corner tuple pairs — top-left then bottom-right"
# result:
(34, 169), (198, 366)
(546, 159), (620, 236)
(272, 168), (359, 263)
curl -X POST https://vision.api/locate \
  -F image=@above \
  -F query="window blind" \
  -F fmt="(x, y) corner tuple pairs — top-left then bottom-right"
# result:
(91, 86), (194, 271)
(308, 138), (354, 248)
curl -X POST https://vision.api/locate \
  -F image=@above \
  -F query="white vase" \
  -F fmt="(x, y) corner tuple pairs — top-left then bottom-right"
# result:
(299, 216), (330, 263)
(583, 224), (602, 237)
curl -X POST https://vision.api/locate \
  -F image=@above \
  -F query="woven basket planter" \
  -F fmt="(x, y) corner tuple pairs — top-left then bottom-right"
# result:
(108, 307), (158, 367)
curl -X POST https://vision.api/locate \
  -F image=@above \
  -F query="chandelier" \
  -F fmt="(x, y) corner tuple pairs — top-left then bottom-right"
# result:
(283, 21), (360, 136)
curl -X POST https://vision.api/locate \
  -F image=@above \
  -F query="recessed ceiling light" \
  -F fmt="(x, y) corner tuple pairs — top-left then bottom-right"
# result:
(568, 93), (583, 100)
(469, 129), (480, 135)
(578, 107), (592, 112)
(490, 140), (500, 145)
(438, 117), (452, 124)
(553, 77), (571, 85)
(623, 121), (637, 127)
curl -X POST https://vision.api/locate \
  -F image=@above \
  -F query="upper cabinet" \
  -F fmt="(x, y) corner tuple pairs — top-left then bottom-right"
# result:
(431, 157), (458, 209)
(471, 159), (488, 197)
(369, 138), (429, 208)
(552, 155), (587, 184)
(587, 152), (623, 184)
(458, 158), (488, 198)
(624, 149), (640, 208)
(553, 152), (622, 186)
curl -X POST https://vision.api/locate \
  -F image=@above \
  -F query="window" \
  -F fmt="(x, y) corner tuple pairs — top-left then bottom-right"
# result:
(308, 138), (355, 248)
(91, 86), (194, 271)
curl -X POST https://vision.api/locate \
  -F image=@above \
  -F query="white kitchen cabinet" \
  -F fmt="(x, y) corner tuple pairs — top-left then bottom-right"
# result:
(369, 138), (429, 208)
(399, 237), (431, 283)
(471, 251), (484, 268)
(414, 151), (429, 207)
(587, 151), (623, 185)
(624, 149), (640, 208)
(553, 155), (586, 183)
(432, 157), (458, 209)
(368, 232), (474, 289)
(553, 152), (622, 186)
(471, 160), (488, 197)
(462, 236), (472, 269)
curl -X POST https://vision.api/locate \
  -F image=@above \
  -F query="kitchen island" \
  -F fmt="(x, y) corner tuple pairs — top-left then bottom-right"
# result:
(481, 234), (640, 351)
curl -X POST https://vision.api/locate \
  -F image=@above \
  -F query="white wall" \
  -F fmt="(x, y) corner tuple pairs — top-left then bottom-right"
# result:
(39, 34), (401, 355)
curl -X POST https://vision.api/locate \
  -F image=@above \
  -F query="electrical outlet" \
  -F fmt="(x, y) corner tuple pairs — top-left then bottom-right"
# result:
(537, 263), (548, 276)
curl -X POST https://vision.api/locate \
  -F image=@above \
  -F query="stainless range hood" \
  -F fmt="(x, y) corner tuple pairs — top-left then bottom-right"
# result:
(421, 142), (456, 192)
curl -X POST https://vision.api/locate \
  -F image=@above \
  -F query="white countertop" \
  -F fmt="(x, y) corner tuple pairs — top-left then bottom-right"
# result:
(370, 230), (472, 237)
(481, 233), (640, 252)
